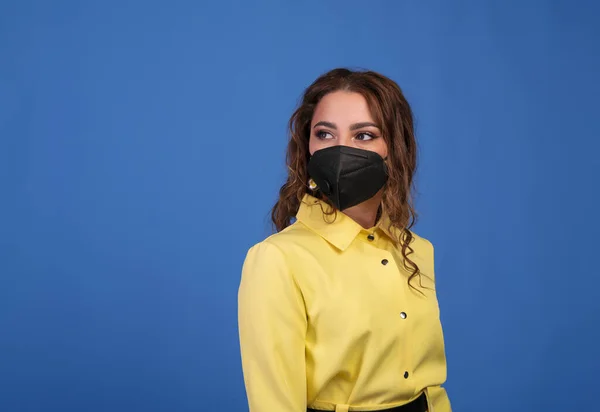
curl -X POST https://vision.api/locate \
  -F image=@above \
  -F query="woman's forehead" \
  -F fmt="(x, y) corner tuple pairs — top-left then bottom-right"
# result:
(312, 91), (377, 126)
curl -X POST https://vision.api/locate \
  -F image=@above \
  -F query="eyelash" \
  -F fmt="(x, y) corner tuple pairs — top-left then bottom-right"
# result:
(315, 130), (378, 141)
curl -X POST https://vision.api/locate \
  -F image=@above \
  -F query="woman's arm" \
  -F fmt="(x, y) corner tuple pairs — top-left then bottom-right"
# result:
(238, 240), (307, 412)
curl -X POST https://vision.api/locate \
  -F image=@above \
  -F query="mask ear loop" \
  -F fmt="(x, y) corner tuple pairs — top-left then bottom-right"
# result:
(378, 155), (389, 231)
(382, 156), (390, 175)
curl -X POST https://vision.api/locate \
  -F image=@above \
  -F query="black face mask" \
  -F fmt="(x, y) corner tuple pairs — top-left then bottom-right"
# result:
(307, 145), (388, 211)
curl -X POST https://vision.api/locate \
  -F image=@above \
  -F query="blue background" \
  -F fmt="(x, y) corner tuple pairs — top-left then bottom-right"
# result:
(1, 1), (599, 411)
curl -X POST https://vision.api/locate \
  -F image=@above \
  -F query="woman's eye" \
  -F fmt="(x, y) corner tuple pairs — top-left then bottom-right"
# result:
(316, 130), (334, 140)
(356, 132), (375, 141)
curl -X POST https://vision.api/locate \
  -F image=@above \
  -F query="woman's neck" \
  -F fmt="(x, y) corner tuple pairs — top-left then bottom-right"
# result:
(342, 192), (383, 229)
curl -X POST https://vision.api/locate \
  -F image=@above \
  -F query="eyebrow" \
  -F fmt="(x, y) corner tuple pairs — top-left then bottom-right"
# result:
(313, 121), (380, 130)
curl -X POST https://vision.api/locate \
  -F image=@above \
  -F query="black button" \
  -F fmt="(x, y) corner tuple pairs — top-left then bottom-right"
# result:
(400, 312), (407, 319)
(367, 234), (375, 241)
(381, 259), (389, 265)
(404, 371), (409, 379)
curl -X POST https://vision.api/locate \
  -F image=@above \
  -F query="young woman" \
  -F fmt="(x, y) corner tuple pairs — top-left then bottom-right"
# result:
(238, 68), (451, 412)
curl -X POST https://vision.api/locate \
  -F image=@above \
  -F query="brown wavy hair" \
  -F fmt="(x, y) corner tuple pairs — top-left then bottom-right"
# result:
(271, 68), (421, 285)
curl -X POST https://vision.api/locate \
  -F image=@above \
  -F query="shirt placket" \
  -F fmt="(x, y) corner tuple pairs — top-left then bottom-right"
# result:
(364, 230), (416, 395)
(389, 241), (416, 395)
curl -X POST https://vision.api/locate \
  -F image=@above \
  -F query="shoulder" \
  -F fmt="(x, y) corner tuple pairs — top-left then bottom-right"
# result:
(408, 230), (435, 258)
(238, 230), (307, 313)
(405, 230), (437, 282)
(246, 221), (317, 255)
(242, 221), (313, 271)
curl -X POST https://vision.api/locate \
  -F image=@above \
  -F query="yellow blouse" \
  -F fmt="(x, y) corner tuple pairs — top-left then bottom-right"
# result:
(238, 194), (451, 411)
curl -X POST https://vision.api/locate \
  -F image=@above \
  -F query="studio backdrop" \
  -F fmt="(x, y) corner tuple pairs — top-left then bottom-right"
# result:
(1, 1), (599, 411)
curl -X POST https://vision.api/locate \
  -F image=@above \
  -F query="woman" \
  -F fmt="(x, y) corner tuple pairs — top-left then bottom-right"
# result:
(238, 68), (451, 412)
